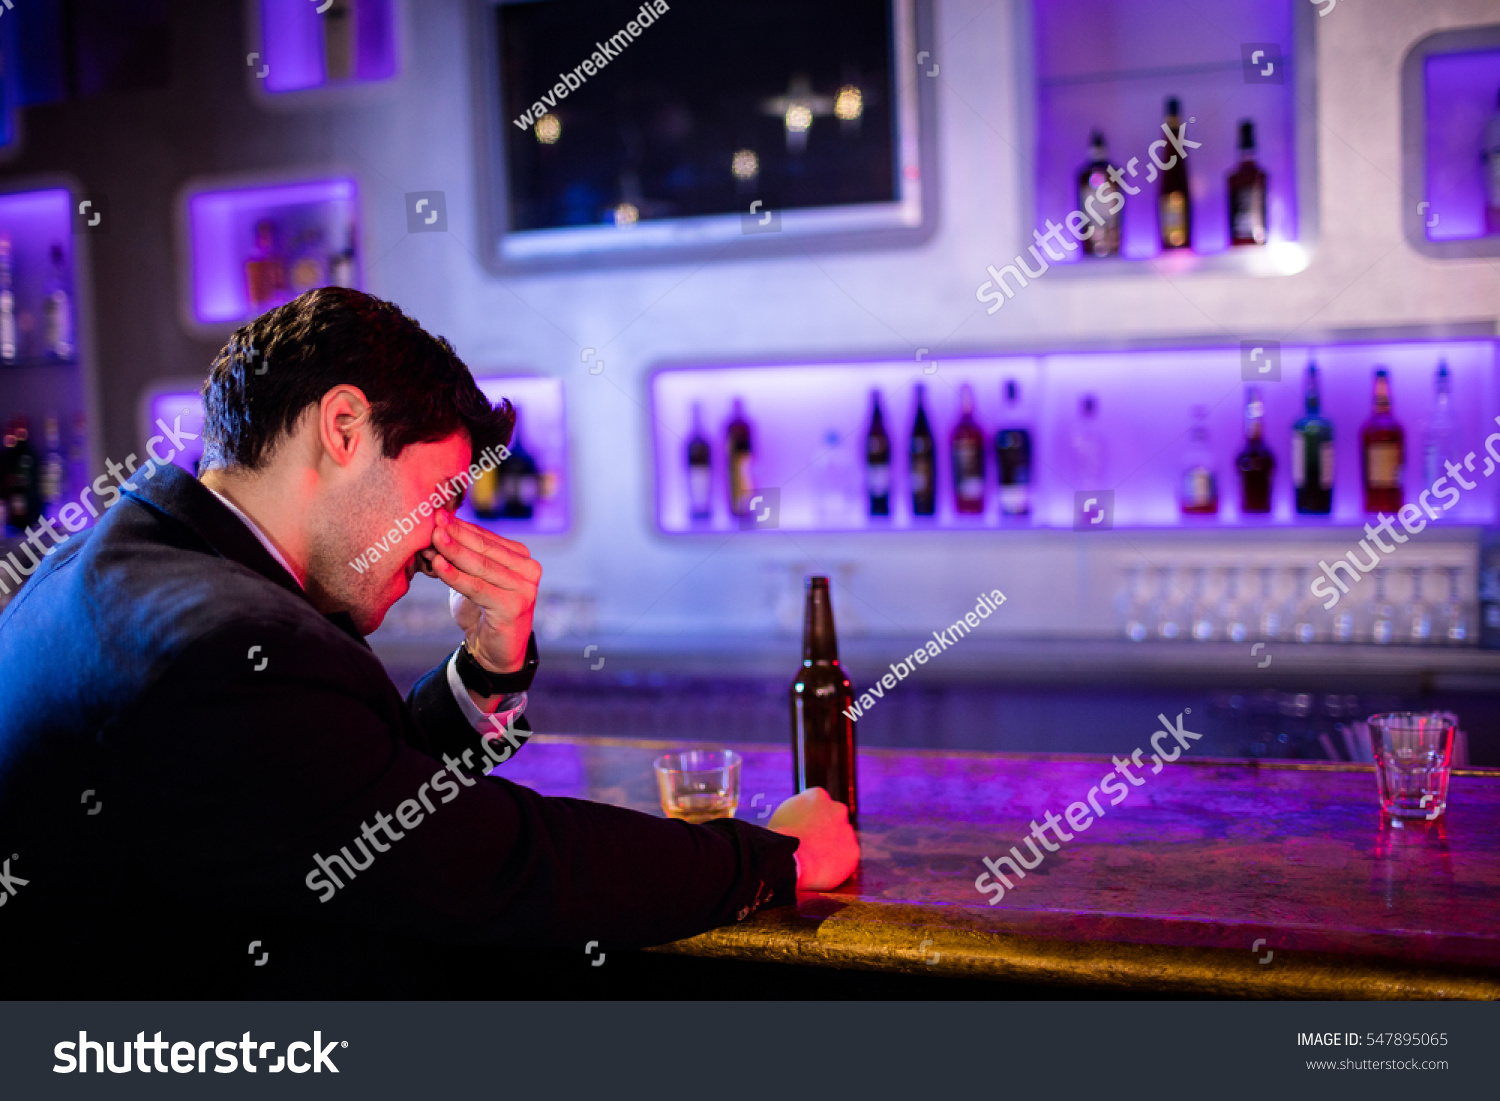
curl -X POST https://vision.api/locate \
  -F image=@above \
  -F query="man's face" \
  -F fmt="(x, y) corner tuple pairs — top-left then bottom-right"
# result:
(304, 432), (474, 634)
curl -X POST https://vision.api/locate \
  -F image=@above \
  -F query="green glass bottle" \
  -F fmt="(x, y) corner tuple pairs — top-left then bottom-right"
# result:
(1292, 361), (1334, 515)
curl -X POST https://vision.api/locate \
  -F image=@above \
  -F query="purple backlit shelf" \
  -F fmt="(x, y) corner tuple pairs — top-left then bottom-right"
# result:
(471, 376), (570, 535)
(1402, 26), (1500, 257)
(0, 188), (78, 367)
(140, 377), (568, 535)
(651, 339), (1498, 534)
(255, 0), (398, 95)
(182, 176), (361, 327)
(1025, 0), (1316, 276)
(141, 388), (208, 476)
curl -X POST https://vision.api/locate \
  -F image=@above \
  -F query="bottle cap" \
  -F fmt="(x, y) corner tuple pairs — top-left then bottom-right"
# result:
(1165, 95), (1181, 117)
(1238, 119), (1255, 150)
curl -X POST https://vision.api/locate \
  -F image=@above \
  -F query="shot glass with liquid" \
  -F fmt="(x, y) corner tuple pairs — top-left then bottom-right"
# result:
(654, 749), (742, 823)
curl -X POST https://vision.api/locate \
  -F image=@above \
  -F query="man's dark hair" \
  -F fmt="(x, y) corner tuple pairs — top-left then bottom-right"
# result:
(201, 288), (513, 470)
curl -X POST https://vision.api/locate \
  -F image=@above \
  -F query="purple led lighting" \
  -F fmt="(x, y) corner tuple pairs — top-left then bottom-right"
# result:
(1033, 0), (1298, 260)
(1423, 48), (1500, 242)
(472, 376), (570, 534)
(0, 189), (76, 366)
(144, 392), (207, 474)
(651, 341), (1498, 534)
(261, 0), (398, 93)
(186, 177), (359, 325)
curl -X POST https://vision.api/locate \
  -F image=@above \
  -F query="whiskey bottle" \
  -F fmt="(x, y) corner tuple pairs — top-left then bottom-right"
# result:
(726, 398), (754, 517)
(995, 380), (1032, 518)
(789, 576), (857, 825)
(1180, 405), (1219, 515)
(495, 411), (539, 520)
(865, 391), (891, 517)
(1227, 119), (1267, 246)
(323, 0), (357, 83)
(1361, 368), (1404, 514)
(1158, 97), (1192, 251)
(39, 413), (65, 517)
(1292, 362), (1334, 515)
(1236, 387), (1273, 513)
(951, 383), (985, 515)
(909, 385), (936, 516)
(686, 402), (712, 521)
(1077, 130), (1121, 257)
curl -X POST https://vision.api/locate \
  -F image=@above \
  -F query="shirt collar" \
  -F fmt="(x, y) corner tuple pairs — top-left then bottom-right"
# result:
(204, 486), (306, 591)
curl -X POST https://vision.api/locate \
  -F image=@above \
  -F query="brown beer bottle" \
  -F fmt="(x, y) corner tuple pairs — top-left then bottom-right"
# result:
(789, 576), (857, 825)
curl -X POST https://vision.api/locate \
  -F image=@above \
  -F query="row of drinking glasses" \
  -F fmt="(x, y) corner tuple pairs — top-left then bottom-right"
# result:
(1118, 564), (1474, 645)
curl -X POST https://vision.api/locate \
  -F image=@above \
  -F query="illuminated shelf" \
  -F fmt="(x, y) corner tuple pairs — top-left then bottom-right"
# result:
(254, 0), (398, 95)
(651, 339), (1498, 534)
(1402, 26), (1500, 257)
(0, 188), (79, 368)
(182, 176), (361, 328)
(1022, 0), (1316, 277)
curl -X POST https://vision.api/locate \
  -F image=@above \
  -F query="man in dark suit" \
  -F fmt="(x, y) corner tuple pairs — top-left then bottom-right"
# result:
(0, 288), (857, 997)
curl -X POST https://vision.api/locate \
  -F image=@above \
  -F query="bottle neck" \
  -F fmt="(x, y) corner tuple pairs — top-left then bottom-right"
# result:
(802, 586), (840, 663)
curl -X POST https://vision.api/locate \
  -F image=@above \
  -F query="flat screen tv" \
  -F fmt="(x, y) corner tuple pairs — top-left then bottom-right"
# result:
(475, 0), (936, 270)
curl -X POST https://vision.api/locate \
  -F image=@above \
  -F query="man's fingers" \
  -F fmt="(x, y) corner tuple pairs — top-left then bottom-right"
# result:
(439, 511), (533, 560)
(433, 527), (541, 591)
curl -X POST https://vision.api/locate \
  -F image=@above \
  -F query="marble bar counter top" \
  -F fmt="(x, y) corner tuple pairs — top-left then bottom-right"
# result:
(497, 734), (1500, 998)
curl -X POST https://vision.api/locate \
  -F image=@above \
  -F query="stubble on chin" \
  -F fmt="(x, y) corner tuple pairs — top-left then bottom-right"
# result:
(305, 465), (406, 633)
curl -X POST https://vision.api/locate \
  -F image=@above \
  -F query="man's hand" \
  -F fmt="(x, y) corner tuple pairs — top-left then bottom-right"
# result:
(767, 787), (859, 891)
(426, 509), (541, 679)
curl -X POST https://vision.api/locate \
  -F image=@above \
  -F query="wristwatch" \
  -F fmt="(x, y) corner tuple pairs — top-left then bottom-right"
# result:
(454, 631), (539, 696)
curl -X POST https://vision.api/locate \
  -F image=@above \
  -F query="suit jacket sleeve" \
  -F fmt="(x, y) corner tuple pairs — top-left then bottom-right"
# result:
(120, 622), (798, 951)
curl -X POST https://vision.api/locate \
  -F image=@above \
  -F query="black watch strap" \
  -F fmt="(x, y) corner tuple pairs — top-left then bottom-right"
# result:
(454, 631), (539, 696)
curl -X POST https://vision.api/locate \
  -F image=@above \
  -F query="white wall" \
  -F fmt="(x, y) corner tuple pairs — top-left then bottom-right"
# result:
(362, 0), (1500, 645)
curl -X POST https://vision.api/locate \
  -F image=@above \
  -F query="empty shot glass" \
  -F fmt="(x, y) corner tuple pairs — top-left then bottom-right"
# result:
(654, 749), (742, 823)
(1369, 712), (1456, 820)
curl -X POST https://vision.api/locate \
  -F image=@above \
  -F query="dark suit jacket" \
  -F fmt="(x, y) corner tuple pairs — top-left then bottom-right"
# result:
(0, 463), (796, 997)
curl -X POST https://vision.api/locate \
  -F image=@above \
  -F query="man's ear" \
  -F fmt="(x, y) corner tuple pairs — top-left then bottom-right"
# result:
(319, 386), (374, 469)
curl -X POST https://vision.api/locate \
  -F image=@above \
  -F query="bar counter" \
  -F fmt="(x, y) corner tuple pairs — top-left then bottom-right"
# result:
(499, 734), (1500, 999)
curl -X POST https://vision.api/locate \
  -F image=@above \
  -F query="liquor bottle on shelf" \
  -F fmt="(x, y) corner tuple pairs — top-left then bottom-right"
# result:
(469, 449), (502, 519)
(1422, 361), (1456, 488)
(497, 415), (540, 520)
(1180, 405), (1219, 515)
(951, 383), (985, 515)
(1236, 386), (1274, 514)
(5, 416), (40, 534)
(0, 234), (16, 364)
(1292, 362), (1334, 515)
(864, 391), (891, 517)
(815, 430), (857, 526)
(1077, 129), (1121, 258)
(1158, 96), (1192, 251)
(686, 402), (712, 521)
(788, 575), (857, 826)
(1485, 87), (1500, 235)
(39, 413), (65, 518)
(726, 398), (754, 518)
(329, 225), (358, 288)
(1228, 119), (1268, 247)
(323, 0), (358, 83)
(1070, 394), (1106, 488)
(42, 245), (74, 362)
(995, 379), (1032, 518)
(68, 411), (89, 494)
(1361, 367), (1404, 514)
(288, 229), (327, 295)
(244, 219), (288, 312)
(909, 384), (936, 516)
